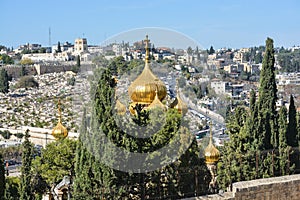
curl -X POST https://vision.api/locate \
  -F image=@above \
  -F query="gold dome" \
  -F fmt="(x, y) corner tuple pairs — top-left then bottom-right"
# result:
(147, 90), (166, 111)
(52, 99), (68, 139)
(128, 35), (167, 104)
(52, 121), (68, 139)
(204, 123), (220, 164)
(170, 86), (188, 115)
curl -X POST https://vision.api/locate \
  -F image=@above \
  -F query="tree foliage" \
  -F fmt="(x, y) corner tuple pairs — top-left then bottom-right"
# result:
(15, 76), (39, 89)
(287, 95), (298, 147)
(0, 68), (9, 93)
(217, 38), (299, 191)
(73, 68), (211, 199)
(0, 153), (5, 200)
(19, 130), (34, 200)
(0, 54), (14, 64)
(32, 138), (77, 189)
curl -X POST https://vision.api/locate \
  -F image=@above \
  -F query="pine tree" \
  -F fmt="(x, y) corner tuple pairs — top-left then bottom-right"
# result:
(0, 68), (9, 94)
(0, 153), (5, 200)
(257, 37), (278, 149)
(287, 94), (298, 147)
(19, 129), (34, 200)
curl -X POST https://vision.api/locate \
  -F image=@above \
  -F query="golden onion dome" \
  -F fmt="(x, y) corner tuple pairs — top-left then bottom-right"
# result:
(170, 87), (188, 115)
(147, 90), (166, 111)
(52, 121), (68, 139)
(128, 35), (167, 104)
(204, 123), (220, 164)
(52, 99), (68, 139)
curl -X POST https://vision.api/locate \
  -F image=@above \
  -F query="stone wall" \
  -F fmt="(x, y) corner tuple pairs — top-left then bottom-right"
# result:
(185, 174), (300, 200)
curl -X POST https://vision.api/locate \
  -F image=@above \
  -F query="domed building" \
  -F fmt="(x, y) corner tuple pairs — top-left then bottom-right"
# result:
(52, 99), (68, 139)
(169, 83), (188, 115)
(128, 35), (167, 114)
(204, 122), (220, 192)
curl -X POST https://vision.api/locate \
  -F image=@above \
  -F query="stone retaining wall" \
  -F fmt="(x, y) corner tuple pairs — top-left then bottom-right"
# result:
(186, 174), (300, 200)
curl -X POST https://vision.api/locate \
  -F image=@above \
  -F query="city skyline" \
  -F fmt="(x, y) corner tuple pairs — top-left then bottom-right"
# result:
(1, 0), (300, 49)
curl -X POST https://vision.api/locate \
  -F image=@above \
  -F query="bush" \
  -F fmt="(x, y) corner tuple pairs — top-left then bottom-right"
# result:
(16, 76), (39, 89)
(0, 130), (11, 139)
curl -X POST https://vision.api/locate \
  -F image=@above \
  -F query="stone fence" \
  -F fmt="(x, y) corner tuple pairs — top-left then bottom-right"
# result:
(185, 174), (300, 200)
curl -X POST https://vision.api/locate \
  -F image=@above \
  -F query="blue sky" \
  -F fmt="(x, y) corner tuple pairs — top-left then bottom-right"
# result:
(1, 0), (300, 49)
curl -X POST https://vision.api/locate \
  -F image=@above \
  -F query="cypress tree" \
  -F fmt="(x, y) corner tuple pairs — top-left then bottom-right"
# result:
(0, 68), (9, 94)
(287, 94), (298, 147)
(297, 113), (300, 147)
(278, 106), (288, 175)
(0, 154), (5, 200)
(257, 37), (278, 149)
(19, 130), (34, 200)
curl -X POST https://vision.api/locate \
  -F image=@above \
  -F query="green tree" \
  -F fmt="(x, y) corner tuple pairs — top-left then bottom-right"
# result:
(0, 54), (14, 64)
(57, 41), (62, 53)
(278, 106), (289, 175)
(19, 58), (34, 65)
(76, 55), (81, 67)
(287, 94), (298, 147)
(19, 130), (34, 200)
(0, 68), (9, 93)
(74, 68), (210, 199)
(5, 177), (20, 200)
(31, 138), (77, 196)
(0, 153), (5, 200)
(257, 37), (278, 150)
(208, 46), (215, 55)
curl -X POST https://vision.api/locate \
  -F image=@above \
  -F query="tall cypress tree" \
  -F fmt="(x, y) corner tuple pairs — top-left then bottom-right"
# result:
(278, 106), (288, 175)
(0, 68), (9, 94)
(0, 154), (5, 200)
(19, 130), (34, 200)
(74, 66), (210, 199)
(257, 37), (278, 150)
(287, 94), (298, 147)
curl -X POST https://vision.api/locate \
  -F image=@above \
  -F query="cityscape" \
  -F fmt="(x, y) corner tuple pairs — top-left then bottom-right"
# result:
(1, 1), (300, 200)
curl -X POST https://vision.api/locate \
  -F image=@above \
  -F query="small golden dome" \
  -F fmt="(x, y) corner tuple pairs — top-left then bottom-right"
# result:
(204, 123), (220, 164)
(147, 90), (166, 111)
(52, 121), (68, 139)
(115, 98), (126, 115)
(52, 99), (68, 139)
(170, 87), (187, 115)
(128, 35), (167, 104)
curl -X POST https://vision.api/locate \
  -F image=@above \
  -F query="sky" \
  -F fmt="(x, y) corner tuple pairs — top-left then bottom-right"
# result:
(1, 0), (300, 49)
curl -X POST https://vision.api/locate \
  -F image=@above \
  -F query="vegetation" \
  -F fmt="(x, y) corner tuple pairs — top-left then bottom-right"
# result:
(5, 177), (20, 200)
(15, 76), (39, 89)
(0, 153), (5, 200)
(0, 68), (9, 93)
(0, 130), (11, 139)
(217, 38), (299, 190)
(31, 138), (77, 189)
(19, 130), (34, 200)
(73, 68), (211, 199)
(277, 48), (300, 72)
(19, 58), (34, 65)
(0, 54), (14, 64)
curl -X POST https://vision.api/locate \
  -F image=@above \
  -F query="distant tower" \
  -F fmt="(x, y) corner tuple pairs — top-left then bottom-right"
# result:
(74, 38), (88, 54)
(49, 27), (51, 47)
